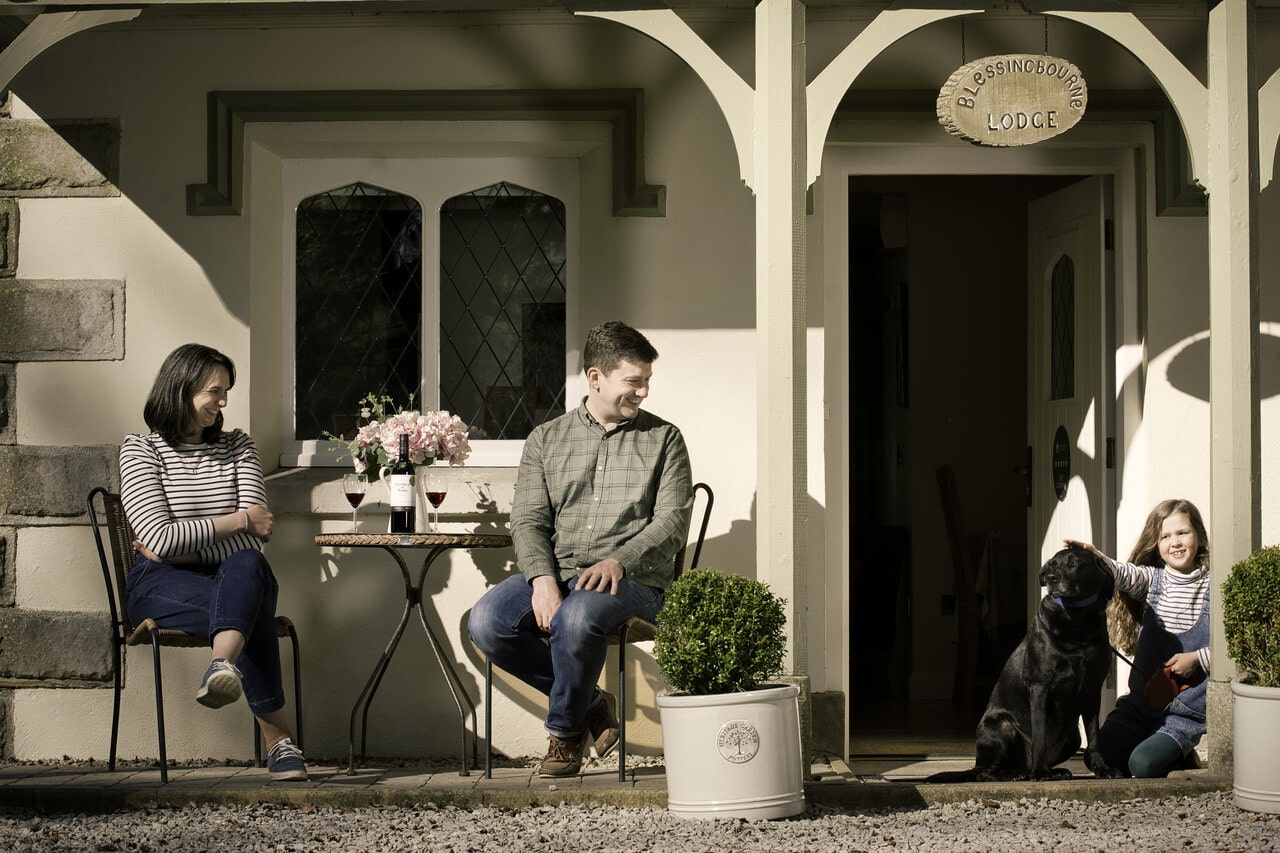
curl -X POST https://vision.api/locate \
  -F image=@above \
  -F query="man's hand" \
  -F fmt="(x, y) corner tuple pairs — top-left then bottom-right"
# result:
(531, 576), (563, 632)
(574, 558), (625, 596)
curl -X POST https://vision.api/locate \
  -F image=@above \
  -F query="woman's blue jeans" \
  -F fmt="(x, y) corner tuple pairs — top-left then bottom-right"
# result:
(125, 548), (286, 716)
(468, 573), (664, 738)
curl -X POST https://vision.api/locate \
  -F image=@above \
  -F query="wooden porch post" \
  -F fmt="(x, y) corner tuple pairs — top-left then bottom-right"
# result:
(1205, 0), (1262, 776)
(753, 0), (808, 678)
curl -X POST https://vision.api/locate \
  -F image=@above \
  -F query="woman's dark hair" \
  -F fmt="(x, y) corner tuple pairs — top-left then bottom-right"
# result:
(583, 320), (659, 375)
(143, 343), (236, 444)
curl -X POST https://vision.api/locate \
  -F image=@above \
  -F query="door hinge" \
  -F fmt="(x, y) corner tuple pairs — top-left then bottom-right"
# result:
(1106, 436), (1115, 469)
(1104, 219), (1115, 251)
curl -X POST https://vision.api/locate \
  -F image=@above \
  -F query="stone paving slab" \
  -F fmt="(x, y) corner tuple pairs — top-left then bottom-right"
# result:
(0, 758), (1229, 815)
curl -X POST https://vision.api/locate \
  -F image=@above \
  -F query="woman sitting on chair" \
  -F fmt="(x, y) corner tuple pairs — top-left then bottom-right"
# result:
(119, 342), (307, 781)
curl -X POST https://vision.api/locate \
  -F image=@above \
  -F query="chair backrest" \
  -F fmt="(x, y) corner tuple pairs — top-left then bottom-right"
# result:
(87, 487), (136, 636)
(673, 482), (714, 578)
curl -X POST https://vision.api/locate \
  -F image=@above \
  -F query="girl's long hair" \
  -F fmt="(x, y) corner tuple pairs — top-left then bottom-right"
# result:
(1107, 498), (1209, 654)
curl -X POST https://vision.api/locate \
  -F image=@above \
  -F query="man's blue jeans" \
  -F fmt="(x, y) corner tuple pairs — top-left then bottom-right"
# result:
(468, 573), (664, 738)
(125, 548), (286, 716)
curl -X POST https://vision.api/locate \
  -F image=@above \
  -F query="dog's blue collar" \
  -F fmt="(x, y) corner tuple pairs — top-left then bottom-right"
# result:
(1053, 592), (1100, 609)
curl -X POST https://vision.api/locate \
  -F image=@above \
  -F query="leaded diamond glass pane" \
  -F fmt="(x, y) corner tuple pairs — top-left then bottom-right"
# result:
(1050, 254), (1075, 401)
(295, 182), (422, 440)
(440, 182), (567, 440)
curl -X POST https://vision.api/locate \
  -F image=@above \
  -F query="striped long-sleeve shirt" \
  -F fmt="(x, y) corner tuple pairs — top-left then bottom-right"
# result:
(1110, 559), (1211, 674)
(119, 429), (266, 564)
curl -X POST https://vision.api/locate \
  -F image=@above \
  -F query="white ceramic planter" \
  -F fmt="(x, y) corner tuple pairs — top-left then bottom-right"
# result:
(1232, 678), (1280, 814)
(656, 683), (805, 820)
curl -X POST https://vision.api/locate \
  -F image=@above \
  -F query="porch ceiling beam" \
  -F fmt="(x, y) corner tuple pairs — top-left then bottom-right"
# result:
(0, 8), (141, 94)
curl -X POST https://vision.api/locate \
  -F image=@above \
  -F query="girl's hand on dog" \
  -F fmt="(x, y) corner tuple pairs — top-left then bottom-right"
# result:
(1062, 538), (1104, 559)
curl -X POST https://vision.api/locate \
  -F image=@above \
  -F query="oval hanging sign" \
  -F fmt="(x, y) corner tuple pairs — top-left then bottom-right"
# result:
(937, 54), (1087, 147)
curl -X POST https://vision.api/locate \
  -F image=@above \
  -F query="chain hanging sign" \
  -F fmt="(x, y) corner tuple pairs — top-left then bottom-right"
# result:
(937, 54), (1087, 147)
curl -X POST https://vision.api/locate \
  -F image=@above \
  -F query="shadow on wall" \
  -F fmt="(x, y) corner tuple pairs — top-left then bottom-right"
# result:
(1163, 330), (1280, 402)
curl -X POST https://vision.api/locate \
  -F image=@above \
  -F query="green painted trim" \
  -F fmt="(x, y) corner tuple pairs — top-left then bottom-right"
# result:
(185, 89), (665, 217)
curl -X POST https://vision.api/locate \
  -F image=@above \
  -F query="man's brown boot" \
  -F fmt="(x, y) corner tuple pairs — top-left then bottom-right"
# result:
(537, 733), (585, 778)
(585, 691), (620, 758)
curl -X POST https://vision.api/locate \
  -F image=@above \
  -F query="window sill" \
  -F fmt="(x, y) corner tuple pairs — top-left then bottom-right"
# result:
(266, 466), (515, 519)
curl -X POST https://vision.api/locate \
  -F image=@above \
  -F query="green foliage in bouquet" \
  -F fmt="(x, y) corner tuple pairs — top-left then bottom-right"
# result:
(653, 569), (787, 695)
(1223, 545), (1280, 688)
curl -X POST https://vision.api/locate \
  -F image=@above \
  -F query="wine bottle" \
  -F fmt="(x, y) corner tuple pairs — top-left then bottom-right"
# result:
(388, 433), (416, 534)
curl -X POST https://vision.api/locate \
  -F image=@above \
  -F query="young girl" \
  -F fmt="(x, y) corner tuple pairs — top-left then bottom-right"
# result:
(1067, 499), (1210, 778)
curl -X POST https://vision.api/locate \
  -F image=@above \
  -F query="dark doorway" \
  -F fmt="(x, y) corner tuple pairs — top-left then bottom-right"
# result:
(847, 174), (1080, 755)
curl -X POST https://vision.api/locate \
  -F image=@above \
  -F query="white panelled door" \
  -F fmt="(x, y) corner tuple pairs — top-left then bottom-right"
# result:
(1026, 175), (1115, 615)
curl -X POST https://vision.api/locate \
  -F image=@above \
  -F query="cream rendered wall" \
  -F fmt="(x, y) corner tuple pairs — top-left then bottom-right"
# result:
(6, 15), (780, 762)
(7, 4), (1275, 762)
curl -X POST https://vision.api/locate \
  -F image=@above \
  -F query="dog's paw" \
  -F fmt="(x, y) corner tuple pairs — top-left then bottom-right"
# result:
(1030, 767), (1073, 782)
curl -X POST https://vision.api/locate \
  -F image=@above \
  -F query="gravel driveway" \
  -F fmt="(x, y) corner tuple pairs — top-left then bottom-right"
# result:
(1, 790), (1275, 852)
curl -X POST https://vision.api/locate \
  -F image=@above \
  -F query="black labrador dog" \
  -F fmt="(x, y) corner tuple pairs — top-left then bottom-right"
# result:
(930, 545), (1123, 782)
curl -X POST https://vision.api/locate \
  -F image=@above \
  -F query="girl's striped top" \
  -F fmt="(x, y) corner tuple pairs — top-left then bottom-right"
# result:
(1110, 559), (1211, 673)
(119, 429), (266, 565)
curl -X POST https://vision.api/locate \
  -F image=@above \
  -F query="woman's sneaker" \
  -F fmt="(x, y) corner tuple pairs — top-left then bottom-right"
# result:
(195, 659), (243, 709)
(267, 738), (309, 782)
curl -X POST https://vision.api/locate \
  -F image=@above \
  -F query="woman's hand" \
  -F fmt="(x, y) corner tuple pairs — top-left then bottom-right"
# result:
(132, 540), (198, 565)
(243, 504), (273, 542)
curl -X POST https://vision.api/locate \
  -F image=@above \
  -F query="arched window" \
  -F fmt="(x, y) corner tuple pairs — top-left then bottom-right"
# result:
(1050, 254), (1075, 401)
(295, 181), (423, 441)
(440, 182), (566, 440)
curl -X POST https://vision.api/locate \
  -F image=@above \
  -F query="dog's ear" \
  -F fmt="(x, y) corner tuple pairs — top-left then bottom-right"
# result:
(1096, 557), (1115, 603)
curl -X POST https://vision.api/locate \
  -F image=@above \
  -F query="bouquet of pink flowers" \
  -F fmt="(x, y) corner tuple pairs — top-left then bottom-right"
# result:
(325, 393), (471, 478)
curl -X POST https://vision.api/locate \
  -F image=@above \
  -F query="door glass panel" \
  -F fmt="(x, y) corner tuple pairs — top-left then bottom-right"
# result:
(439, 182), (567, 440)
(1050, 254), (1075, 401)
(294, 181), (423, 440)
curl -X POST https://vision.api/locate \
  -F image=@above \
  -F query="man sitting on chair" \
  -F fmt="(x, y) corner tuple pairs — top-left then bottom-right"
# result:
(468, 320), (693, 777)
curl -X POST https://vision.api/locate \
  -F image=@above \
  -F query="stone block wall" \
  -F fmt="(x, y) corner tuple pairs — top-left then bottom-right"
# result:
(0, 99), (123, 758)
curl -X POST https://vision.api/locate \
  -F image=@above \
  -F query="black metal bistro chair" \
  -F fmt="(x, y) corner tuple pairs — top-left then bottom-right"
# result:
(484, 482), (714, 781)
(87, 487), (303, 783)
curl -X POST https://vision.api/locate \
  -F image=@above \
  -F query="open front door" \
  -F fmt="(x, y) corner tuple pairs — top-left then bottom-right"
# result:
(1027, 176), (1115, 617)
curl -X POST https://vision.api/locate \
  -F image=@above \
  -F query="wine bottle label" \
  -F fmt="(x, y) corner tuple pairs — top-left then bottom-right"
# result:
(388, 474), (414, 508)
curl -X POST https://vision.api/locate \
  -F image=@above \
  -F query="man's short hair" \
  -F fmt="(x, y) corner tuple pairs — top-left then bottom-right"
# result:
(583, 321), (659, 375)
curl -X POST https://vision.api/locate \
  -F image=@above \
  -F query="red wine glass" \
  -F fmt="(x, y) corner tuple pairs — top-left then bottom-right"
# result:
(342, 474), (367, 533)
(424, 467), (448, 533)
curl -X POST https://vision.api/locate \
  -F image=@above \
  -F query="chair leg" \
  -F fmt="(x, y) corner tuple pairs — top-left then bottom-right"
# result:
(109, 641), (123, 773)
(484, 658), (493, 779)
(617, 625), (629, 783)
(150, 636), (169, 784)
(254, 720), (263, 767)
(289, 627), (303, 753)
